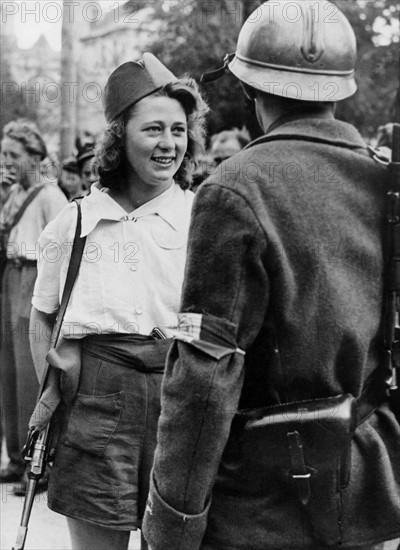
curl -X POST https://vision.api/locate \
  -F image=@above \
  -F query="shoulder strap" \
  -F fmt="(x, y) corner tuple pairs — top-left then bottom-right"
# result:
(9, 185), (45, 231)
(50, 198), (86, 347)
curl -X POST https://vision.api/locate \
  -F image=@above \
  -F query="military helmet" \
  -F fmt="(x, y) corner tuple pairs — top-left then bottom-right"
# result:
(204, 0), (357, 102)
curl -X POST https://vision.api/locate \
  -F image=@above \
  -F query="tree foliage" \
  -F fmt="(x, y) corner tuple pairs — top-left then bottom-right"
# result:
(333, 0), (399, 137)
(0, 36), (37, 134)
(149, 0), (248, 139)
(149, 0), (399, 140)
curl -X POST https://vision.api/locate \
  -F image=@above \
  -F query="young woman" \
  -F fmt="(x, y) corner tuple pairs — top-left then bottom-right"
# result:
(29, 53), (208, 550)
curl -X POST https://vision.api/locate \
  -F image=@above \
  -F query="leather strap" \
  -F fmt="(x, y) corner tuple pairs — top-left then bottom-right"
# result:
(10, 185), (45, 229)
(51, 198), (86, 345)
(356, 365), (390, 426)
(287, 430), (311, 505)
(1, 185), (44, 250)
(37, 198), (86, 398)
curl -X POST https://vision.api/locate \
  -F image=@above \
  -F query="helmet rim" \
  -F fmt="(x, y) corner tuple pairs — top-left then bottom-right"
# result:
(229, 55), (357, 102)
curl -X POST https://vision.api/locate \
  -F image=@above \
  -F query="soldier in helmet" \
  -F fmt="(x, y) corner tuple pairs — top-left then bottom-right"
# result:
(142, 1), (400, 549)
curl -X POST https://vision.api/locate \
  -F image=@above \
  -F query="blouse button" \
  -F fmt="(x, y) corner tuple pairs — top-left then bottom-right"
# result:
(130, 264), (138, 272)
(135, 307), (143, 315)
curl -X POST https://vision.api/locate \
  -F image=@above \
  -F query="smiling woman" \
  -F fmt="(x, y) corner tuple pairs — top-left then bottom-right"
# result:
(124, 95), (188, 197)
(29, 53), (208, 550)
(96, 64), (207, 198)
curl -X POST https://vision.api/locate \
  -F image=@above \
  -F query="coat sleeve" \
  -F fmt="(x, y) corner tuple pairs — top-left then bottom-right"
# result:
(143, 183), (270, 550)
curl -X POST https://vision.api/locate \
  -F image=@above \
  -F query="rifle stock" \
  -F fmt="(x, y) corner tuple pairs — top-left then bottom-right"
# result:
(12, 426), (51, 550)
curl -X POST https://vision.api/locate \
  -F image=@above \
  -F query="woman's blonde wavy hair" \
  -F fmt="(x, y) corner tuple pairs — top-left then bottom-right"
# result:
(96, 77), (208, 190)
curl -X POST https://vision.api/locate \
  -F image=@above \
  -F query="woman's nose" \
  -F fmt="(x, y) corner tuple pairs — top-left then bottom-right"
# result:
(158, 130), (175, 150)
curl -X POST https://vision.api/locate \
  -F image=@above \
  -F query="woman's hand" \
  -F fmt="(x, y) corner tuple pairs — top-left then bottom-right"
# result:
(0, 164), (17, 187)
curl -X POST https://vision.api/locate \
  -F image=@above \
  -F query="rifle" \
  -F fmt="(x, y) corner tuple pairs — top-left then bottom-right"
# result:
(12, 426), (52, 550)
(12, 199), (86, 550)
(382, 121), (400, 419)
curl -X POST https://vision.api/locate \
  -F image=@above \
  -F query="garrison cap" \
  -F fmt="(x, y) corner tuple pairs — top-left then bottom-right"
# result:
(103, 52), (178, 123)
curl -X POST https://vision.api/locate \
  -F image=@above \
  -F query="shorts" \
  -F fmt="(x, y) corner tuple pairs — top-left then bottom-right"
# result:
(47, 334), (166, 530)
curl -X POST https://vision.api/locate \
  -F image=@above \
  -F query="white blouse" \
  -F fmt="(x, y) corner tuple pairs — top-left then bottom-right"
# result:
(32, 182), (194, 338)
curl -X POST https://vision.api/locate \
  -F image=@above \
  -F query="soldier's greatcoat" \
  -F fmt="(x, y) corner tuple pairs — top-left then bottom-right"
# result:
(143, 116), (400, 549)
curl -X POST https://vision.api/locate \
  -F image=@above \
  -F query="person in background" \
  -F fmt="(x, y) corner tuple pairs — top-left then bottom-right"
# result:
(40, 152), (60, 186)
(0, 163), (15, 469)
(59, 155), (85, 200)
(209, 127), (250, 165)
(0, 119), (67, 494)
(143, 2), (400, 549)
(191, 128), (250, 192)
(29, 53), (207, 550)
(190, 152), (217, 192)
(0, 163), (16, 208)
(77, 143), (98, 191)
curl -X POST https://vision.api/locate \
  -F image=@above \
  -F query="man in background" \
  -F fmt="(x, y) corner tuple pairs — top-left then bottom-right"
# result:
(0, 119), (67, 493)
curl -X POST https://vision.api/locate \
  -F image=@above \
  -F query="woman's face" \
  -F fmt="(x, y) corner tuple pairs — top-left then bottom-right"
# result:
(0, 137), (37, 189)
(60, 169), (81, 198)
(81, 157), (97, 189)
(124, 95), (188, 191)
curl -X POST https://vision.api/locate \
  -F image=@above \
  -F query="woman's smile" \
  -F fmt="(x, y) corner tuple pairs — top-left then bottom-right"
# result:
(124, 95), (188, 194)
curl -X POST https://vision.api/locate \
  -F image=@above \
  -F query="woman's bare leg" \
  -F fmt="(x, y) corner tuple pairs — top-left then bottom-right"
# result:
(67, 517), (130, 550)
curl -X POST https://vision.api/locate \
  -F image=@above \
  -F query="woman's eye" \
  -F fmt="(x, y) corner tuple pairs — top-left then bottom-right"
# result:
(173, 127), (186, 135)
(146, 126), (161, 133)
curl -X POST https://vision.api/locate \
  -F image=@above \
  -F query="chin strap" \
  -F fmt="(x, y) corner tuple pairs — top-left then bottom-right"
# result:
(201, 53), (235, 83)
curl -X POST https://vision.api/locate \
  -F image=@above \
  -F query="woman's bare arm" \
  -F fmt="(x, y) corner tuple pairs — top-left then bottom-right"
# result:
(29, 306), (57, 382)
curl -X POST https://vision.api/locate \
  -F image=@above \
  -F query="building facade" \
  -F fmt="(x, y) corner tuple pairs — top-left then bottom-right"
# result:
(1, 1), (156, 152)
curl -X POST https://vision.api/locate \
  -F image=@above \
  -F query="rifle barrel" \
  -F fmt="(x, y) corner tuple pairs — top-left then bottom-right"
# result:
(11, 478), (38, 550)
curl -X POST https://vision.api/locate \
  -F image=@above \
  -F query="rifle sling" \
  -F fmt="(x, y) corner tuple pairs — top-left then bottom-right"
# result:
(37, 198), (86, 399)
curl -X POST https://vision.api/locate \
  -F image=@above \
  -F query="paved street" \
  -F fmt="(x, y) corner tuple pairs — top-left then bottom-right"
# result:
(0, 446), (140, 550)
(1, 487), (141, 550)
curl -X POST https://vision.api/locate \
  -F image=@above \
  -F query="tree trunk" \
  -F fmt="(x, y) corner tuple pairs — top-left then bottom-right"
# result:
(60, 0), (77, 160)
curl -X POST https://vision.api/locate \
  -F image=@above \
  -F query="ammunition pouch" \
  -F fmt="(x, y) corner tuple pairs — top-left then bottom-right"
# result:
(227, 392), (378, 545)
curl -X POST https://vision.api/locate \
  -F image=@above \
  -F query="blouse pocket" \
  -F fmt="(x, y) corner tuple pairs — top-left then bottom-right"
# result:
(151, 226), (184, 250)
(64, 391), (124, 457)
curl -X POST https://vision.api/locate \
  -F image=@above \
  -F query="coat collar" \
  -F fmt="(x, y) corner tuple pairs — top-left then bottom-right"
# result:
(248, 115), (367, 151)
(80, 181), (186, 237)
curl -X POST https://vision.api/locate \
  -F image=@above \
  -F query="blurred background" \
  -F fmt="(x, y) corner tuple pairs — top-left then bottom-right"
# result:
(1, 0), (399, 162)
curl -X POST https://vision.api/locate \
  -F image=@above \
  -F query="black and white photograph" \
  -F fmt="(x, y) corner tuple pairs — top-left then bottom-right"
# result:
(0, 1), (399, 549)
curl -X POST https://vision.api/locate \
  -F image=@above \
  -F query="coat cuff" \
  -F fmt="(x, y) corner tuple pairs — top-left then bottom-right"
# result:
(142, 474), (211, 550)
